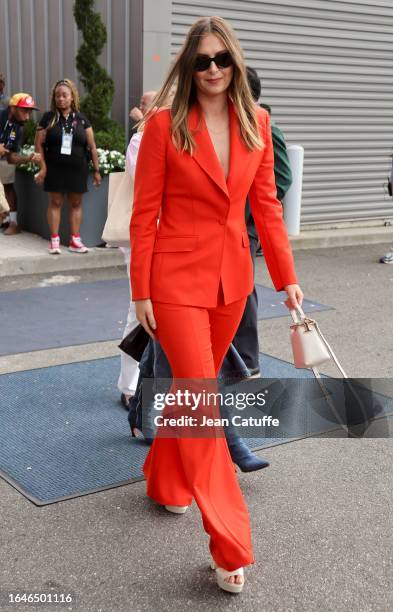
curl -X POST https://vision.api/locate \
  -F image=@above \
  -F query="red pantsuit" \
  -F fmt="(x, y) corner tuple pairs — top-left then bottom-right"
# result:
(130, 97), (298, 570)
(144, 293), (252, 571)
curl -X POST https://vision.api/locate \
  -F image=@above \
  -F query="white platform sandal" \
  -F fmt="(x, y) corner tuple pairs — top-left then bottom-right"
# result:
(164, 505), (189, 514)
(211, 560), (244, 594)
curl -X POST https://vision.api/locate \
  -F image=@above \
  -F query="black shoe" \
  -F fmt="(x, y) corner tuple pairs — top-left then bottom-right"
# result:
(227, 437), (270, 472)
(96, 241), (118, 249)
(248, 367), (261, 378)
(120, 393), (132, 410)
(128, 399), (154, 445)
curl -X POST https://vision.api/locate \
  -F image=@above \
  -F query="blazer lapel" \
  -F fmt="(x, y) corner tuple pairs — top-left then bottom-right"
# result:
(189, 102), (229, 198)
(189, 98), (256, 199)
(226, 99), (257, 195)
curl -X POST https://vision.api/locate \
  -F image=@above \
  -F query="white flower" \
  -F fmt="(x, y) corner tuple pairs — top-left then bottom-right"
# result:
(18, 145), (125, 176)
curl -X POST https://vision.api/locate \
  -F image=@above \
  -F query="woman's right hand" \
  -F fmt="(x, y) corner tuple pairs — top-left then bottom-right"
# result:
(135, 298), (157, 339)
(29, 152), (41, 163)
(0, 144), (9, 157)
(34, 169), (46, 185)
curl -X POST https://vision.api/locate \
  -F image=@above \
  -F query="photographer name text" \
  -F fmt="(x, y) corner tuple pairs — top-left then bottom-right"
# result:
(154, 415), (279, 427)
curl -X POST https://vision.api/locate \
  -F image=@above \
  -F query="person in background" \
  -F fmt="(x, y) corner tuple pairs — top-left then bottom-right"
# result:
(0, 93), (41, 234)
(0, 144), (10, 222)
(0, 74), (9, 109)
(0, 80), (10, 227)
(253, 73), (293, 259)
(34, 78), (101, 254)
(379, 158), (393, 264)
(231, 67), (293, 379)
(379, 247), (393, 264)
(129, 91), (158, 138)
(259, 101), (293, 199)
(118, 90), (157, 409)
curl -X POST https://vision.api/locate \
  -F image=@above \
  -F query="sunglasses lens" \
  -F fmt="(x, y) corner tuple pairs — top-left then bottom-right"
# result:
(215, 52), (233, 68)
(194, 52), (233, 72)
(194, 57), (210, 71)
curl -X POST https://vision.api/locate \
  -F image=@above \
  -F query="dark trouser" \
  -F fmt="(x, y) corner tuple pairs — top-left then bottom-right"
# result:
(231, 235), (260, 371)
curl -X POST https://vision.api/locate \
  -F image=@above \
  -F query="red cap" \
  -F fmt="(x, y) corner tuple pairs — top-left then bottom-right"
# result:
(9, 93), (39, 110)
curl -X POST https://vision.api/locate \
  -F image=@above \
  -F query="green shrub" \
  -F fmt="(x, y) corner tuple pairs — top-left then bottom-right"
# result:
(94, 120), (126, 153)
(73, 0), (125, 151)
(22, 118), (37, 146)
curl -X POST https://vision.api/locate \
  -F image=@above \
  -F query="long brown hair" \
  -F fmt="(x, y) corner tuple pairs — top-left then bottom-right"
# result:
(142, 16), (263, 154)
(48, 78), (80, 128)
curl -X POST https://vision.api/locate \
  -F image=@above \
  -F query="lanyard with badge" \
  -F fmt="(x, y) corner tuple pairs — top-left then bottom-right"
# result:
(60, 112), (74, 155)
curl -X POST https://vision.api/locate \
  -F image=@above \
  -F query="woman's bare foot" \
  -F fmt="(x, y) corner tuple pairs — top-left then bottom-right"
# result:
(225, 574), (244, 586)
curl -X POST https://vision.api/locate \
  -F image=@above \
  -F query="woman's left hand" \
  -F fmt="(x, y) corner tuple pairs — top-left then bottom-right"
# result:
(93, 171), (102, 187)
(284, 283), (304, 310)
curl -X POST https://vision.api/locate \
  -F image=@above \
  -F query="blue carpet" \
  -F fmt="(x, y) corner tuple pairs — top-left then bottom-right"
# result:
(1, 354), (390, 505)
(0, 353), (316, 505)
(255, 284), (332, 319)
(0, 280), (332, 356)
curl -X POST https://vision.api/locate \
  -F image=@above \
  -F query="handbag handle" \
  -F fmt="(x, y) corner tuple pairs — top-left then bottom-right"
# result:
(290, 305), (306, 325)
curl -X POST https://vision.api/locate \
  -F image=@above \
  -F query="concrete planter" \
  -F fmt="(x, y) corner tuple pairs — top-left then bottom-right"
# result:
(15, 171), (109, 247)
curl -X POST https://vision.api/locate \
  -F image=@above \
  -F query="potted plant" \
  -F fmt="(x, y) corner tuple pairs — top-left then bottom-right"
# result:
(16, 147), (125, 246)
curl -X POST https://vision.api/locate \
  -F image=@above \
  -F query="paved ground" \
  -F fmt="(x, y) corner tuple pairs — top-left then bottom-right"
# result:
(0, 230), (392, 611)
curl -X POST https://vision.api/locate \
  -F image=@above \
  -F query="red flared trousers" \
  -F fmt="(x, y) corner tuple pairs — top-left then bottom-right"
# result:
(143, 290), (255, 571)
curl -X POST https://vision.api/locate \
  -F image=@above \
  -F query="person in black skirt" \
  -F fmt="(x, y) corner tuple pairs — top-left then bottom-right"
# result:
(35, 79), (101, 254)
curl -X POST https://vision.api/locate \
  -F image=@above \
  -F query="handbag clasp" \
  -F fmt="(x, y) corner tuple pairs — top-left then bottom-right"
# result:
(303, 317), (315, 332)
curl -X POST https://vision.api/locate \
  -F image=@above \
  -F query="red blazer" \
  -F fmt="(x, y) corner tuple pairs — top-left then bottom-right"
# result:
(130, 98), (297, 307)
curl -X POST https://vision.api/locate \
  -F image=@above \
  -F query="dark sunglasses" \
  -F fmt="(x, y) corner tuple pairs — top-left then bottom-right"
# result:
(194, 51), (233, 72)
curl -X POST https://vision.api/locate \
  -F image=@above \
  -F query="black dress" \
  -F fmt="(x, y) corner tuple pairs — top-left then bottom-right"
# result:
(39, 111), (92, 193)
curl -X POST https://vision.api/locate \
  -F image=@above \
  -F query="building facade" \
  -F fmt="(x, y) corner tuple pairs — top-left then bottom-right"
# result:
(1, 0), (392, 225)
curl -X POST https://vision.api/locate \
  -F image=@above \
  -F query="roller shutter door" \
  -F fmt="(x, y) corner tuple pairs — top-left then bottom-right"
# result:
(171, 0), (393, 224)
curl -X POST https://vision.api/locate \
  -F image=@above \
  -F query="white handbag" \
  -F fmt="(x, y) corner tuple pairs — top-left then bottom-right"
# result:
(290, 306), (334, 370)
(102, 170), (134, 247)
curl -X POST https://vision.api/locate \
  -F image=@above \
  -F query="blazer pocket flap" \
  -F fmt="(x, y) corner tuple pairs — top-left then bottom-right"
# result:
(153, 235), (198, 253)
(242, 231), (250, 247)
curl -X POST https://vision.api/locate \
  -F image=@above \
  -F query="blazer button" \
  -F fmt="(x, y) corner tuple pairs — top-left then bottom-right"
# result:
(218, 219), (226, 225)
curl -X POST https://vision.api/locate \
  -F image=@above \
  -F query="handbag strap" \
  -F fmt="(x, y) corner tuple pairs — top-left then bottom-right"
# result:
(311, 366), (350, 436)
(312, 365), (371, 439)
(312, 320), (348, 378)
(290, 307), (369, 438)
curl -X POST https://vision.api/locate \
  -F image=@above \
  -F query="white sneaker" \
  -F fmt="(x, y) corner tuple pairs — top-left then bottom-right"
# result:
(69, 235), (88, 253)
(379, 250), (393, 264)
(49, 236), (61, 254)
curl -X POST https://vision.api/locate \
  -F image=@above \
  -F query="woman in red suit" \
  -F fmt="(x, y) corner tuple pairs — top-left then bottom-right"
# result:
(130, 16), (303, 593)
